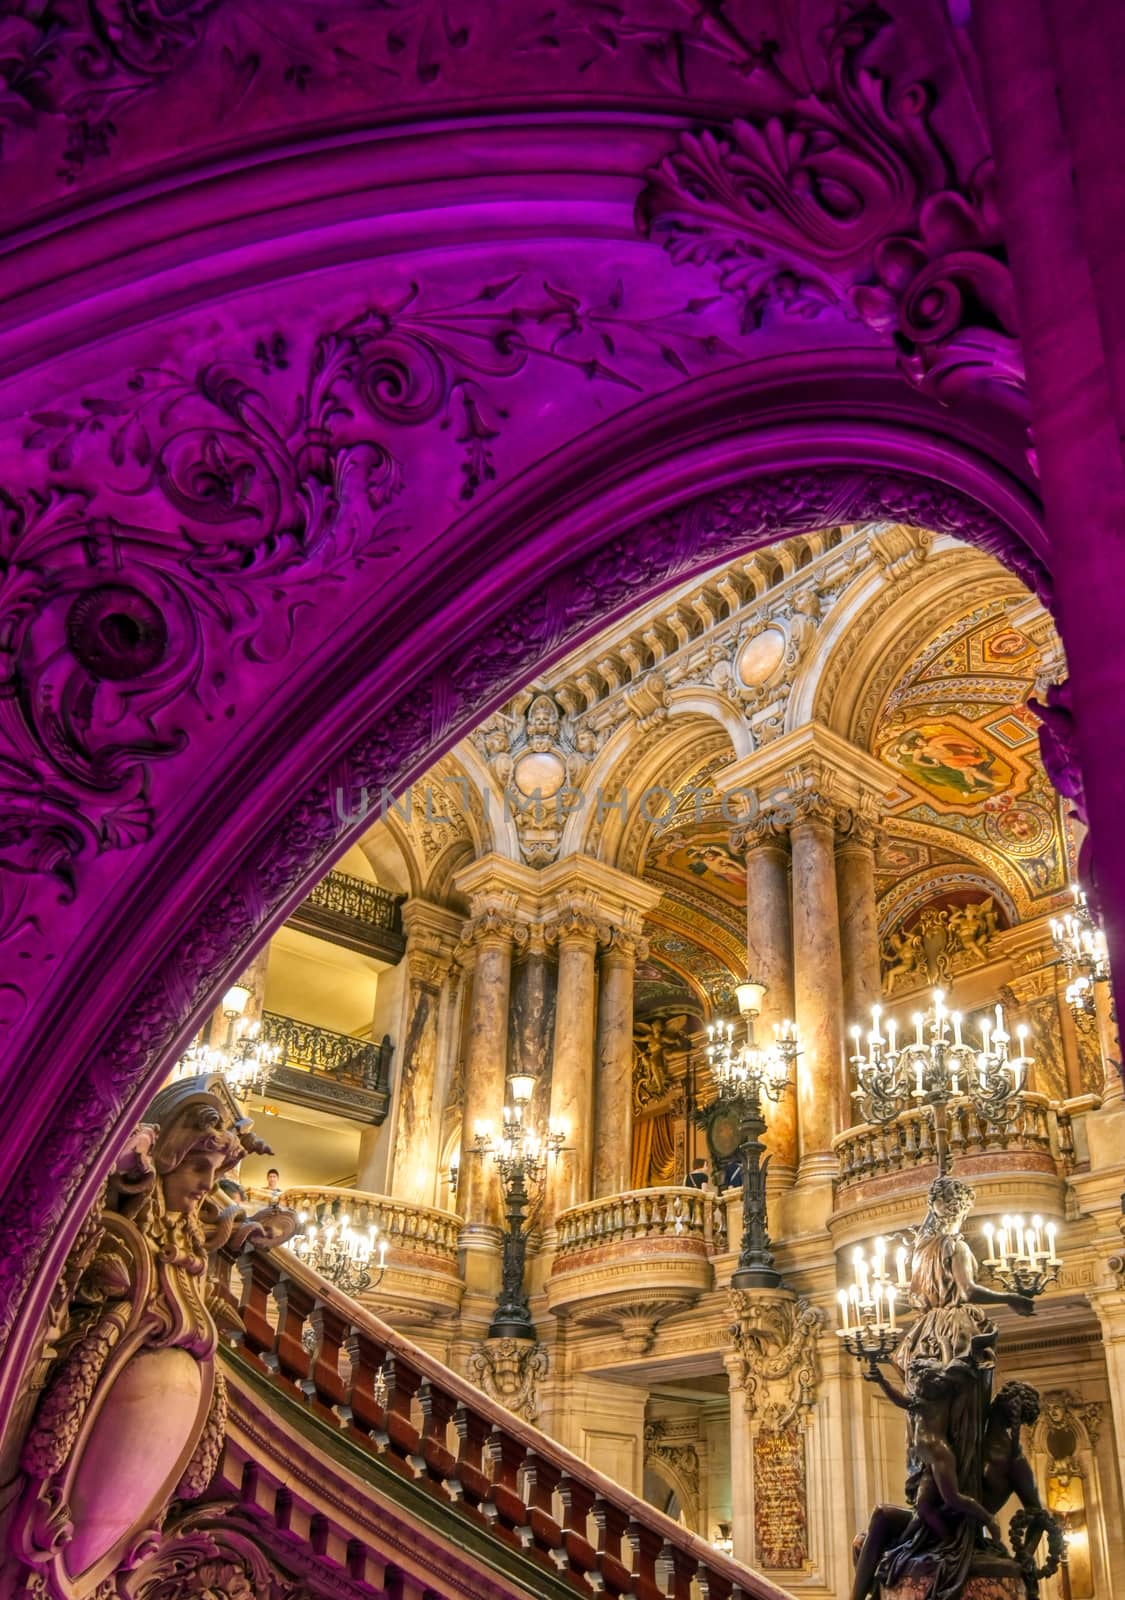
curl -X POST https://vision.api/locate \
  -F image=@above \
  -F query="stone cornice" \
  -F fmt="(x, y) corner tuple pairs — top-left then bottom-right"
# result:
(714, 723), (891, 832)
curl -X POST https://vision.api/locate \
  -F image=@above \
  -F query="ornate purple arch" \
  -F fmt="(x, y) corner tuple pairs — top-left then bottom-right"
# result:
(4, 0), (1114, 1431)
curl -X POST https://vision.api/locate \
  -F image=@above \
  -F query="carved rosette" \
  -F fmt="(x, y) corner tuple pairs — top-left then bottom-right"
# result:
(466, 1336), (548, 1424)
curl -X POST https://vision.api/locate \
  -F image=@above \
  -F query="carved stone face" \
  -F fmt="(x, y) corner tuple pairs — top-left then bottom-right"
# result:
(162, 1149), (227, 1216)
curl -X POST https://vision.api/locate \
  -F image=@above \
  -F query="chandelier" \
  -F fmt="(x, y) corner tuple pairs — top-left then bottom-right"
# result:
(1051, 886), (1110, 1016)
(465, 1070), (566, 1340)
(469, 1071), (566, 1186)
(849, 990), (1029, 1148)
(173, 983), (280, 1097)
(706, 978), (799, 1101)
(702, 978), (799, 1290)
(980, 1213), (1061, 1296)
(291, 1209), (387, 1296)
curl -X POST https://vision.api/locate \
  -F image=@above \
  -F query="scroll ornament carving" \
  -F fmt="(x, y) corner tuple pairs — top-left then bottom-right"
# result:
(1039, 1391), (1102, 1459)
(116, 1499), (372, 1600)
(728, 1292), (822, 1430)
(644, 1421), (700, 1499)
(12, 1075), (297, 1599)
(461, 908), (531, 949)
(0, 464), (1047, 1357)
(466, 1336), (548, 1423)
(637, 5), (1025, 418)
(882, 896), (1000, 990)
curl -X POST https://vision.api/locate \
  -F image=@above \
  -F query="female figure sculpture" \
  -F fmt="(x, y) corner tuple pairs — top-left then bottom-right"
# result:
(15, 1074), (296, 1599)
(851, 1176), (1035, 1600)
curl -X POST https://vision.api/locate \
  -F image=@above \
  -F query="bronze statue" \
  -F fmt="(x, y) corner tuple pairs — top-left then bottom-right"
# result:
(849, 1176), (1041, 1600)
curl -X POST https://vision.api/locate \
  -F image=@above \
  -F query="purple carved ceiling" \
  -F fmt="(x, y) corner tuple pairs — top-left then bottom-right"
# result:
(0, 0), (1054, 1420)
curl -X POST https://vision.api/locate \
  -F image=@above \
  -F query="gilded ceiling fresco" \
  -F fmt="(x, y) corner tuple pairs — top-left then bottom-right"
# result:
(872, 598), (1067, 917)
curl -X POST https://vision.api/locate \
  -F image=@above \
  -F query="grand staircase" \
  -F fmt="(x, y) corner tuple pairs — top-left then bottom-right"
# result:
(212, 1243), (796, 1600)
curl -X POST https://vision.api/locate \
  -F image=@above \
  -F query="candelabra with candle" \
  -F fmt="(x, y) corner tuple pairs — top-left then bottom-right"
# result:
(291, 1208), (388, 1297)
(836, 1235), (909, 1375)
(467, 1070), (566, 1339)
(173, 982), (281, 1099)
(850, 989), (1030, 1173)
(1051, 885), (1111, 1018)
(980, 1213), (1062, 1297)
(705, 978), (799, 1289)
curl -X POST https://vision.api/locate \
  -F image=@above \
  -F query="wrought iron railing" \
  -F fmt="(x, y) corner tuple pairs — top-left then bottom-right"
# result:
(260, 1012), (391, 1089)
(834, 1093), (1068, 1190)
(287, 870), (406, 962)
(554, 1187), (725, 1261)
(304, 870), (402, 930)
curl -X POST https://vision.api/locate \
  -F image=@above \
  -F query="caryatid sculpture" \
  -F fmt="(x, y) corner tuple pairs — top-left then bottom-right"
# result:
(11, 1074), (297, 1600)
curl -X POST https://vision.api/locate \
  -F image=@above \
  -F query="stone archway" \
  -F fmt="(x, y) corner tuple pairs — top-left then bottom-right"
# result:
(0, 0), (1065, 1443)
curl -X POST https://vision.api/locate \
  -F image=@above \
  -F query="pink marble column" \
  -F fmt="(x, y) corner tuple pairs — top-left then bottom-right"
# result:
(545, 909), (602, 1222)
(458, 912), (526, 1232)
(835, 820), (883, 1042)
(593, 930), (644, 1197)
(733, 821), (797, 1182)
(790, 800), (847, 1183)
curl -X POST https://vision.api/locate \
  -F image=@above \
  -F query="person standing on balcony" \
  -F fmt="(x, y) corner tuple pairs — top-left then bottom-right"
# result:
(684, 1157), (711, 1190)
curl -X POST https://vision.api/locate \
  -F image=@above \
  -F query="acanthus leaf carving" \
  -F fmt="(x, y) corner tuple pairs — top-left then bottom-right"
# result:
(637, 7), (1024, 419)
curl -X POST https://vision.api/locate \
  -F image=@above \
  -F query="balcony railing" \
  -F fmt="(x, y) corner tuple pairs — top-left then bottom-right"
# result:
(276, 1185), (460, 1263)
(214, 1241), (789, 1600)
(554, 1187), (725, 1262)
(258, 1012), (393, 1124)
(834, 1093), (1070, 1192)
(287, 869), (406, 963)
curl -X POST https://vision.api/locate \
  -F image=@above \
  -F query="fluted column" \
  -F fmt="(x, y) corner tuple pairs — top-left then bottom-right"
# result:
(593, 929), (646, 1197)
(731, 818), (797, 1182)
(835, 817), (883, 1039)
(790, 797), (847, 1183)
(545, 904), (603, 1222)
(458, 909), (527, 1232)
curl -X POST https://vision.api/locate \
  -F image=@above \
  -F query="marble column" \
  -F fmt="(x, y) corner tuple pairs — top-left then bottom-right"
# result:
(836, 820), (882, 1033)
(389, 904), (460, 1207)
(545, 906), (603, 1222)
(458, 910), (527, 1232)
(790, 798), (847, 1184)
(732, 820), (797, 1182)
(722, 1349), (754, 1565)
(593, 929), (645, 1197)
(1096, 981), (1124, 1105)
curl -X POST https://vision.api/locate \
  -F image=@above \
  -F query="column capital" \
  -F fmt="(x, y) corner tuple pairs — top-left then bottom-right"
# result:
(834, 812), (880, 854)
(728, 814), (791, 857)
(460, 906), (531, 951)
(601, 927), (649, 964)
(715, 723), (889, 840)
(543, 898), (606, 949)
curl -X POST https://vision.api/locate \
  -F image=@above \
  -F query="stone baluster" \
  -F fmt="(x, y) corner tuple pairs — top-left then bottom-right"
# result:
(545, 902), (604, 1222)
(458, 908), (528, 1232)
(730, 817), (797, 1185)
(789, 794), (848, 1185)
(593, 928), (647, 1198)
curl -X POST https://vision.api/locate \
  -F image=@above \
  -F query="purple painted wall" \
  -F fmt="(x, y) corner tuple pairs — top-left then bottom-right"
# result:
(0, 0), (1122, 1437)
